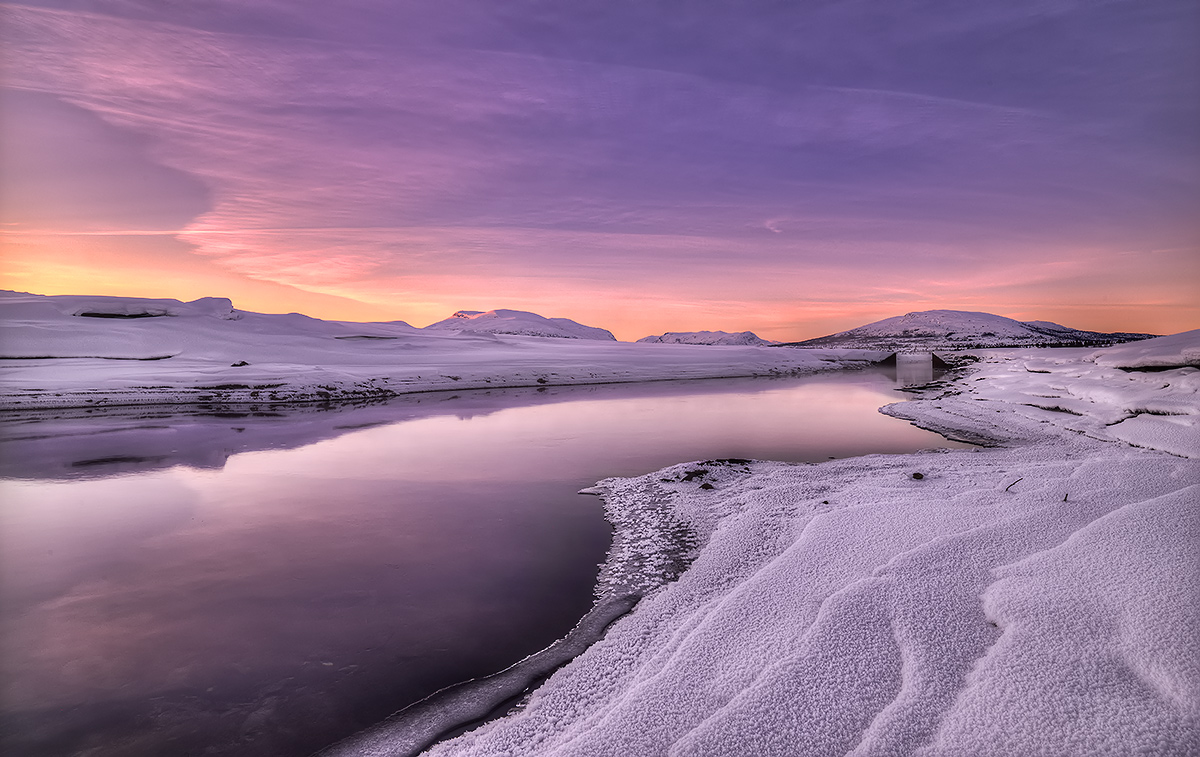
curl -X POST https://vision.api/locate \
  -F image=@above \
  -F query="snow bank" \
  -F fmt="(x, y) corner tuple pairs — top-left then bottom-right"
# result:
(391, 332), (1200, 757)
(420, 446), (1197, 757)
(1092, 329), (1200, 370)
(883, 336), (1200, 459)
(921, 483), (1199, 756)
(0, 292), (882, 410)
(637, 331), (776, 346)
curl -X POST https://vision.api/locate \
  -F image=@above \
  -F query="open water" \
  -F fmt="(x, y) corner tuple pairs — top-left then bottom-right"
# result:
(0, 362), (967, 756)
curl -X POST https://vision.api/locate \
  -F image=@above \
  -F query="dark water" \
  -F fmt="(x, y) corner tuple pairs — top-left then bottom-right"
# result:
(0, 368), (965, 756)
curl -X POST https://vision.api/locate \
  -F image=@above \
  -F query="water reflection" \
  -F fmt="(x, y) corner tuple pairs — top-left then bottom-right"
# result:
(873, 352), (949, 387)
(0, 371), (970, 756)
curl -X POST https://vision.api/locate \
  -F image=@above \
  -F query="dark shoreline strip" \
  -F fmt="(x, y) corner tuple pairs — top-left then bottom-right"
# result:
(316, 593), (641, 757)
(0, 354), (175, 360)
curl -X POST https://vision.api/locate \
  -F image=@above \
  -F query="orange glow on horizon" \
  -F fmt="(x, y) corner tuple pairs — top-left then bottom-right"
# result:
(4, 232), (1198, 342)
(0, 233), (398, 322)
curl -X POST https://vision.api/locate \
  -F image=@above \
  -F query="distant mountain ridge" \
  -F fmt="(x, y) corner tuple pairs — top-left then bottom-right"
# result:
(781, 310), (1156, 351)
(423, 309), (616, 340)
(637, 330), (776, 346)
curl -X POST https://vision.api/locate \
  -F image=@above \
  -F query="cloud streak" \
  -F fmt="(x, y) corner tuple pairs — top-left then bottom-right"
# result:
(2, 0), (1197, 337)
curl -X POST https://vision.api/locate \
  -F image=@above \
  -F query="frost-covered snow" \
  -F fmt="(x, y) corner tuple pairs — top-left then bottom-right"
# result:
(883, 338), (1200, 459)
(367, 331), (1198, 757)
(784, 309), (1155, 351)
(1091, 329), (1200, 370)
(423, 309), (616, 340)
(637, 330), (776, 346)
(0, 292), (882, 410)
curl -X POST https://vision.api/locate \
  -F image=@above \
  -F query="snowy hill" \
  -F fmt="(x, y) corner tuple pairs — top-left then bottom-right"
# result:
(0, 290), (418, 361)
(782, 310), (1155, 351)
(423, 309), (616, 340)
(0, 291), (883, 410)
(1092, 328), (1200, 369)
(637, 331), (776, 346)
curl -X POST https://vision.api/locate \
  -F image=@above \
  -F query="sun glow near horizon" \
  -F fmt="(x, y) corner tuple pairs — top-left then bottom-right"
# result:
(4, 235), (1195, 342)
(1, 1), (1197, 342)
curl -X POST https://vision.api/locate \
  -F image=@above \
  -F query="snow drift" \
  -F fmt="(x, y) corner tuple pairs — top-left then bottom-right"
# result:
(1092, 328), (1200, 370)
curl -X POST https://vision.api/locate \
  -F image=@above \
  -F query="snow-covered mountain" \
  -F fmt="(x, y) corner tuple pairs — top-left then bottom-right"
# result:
(0, 290), (420, 361)
(423, 309), (616, 340)
(637, 330), (776, 346)
(0, 291), (886, 410)
(781, 310), (1156, 351)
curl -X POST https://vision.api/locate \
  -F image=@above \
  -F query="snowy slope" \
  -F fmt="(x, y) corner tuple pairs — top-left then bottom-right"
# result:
(637, 330), (776, 346)
(1092, 328), (1200, 369)
(0, 291), (883, 410)
(883, 334), (1200, 459)
(423, 309), (616, 340)
(783, 309), (1155, 350)
(341, 330), (1198, 757)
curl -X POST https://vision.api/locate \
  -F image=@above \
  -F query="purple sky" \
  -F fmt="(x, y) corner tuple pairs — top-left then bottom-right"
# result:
(2, 0), (1197, 339)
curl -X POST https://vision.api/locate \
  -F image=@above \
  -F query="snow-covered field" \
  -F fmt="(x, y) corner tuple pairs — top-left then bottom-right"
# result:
(369, 333), (1197, 757)
(0, 292), (881, 410)
(5, 290), (1197, 756)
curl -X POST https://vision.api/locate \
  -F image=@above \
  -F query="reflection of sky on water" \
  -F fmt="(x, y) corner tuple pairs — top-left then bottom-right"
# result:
(0, 372), (970, 755)
(228, 374), (952, 485)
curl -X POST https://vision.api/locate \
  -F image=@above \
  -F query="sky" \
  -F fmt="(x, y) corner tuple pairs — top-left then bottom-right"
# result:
(1, 0), (1197, 341)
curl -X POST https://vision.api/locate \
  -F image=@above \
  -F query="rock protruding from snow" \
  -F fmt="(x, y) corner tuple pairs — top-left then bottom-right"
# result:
(637, 331), (776, 346)
(423, 309), (616, 340)
(782, 310), (1155, 351)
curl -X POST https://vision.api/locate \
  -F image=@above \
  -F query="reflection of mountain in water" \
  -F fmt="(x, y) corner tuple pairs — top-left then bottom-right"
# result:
(1, 376), (846, 481)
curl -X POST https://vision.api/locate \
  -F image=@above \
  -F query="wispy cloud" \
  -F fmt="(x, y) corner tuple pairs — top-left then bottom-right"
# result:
(2, 0), (1196, 335)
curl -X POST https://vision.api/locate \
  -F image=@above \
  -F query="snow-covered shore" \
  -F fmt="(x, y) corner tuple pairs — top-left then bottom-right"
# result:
(7, 290), (1197, 755)
(0, 292), (883, 411)
(396, 333), (1199, 757)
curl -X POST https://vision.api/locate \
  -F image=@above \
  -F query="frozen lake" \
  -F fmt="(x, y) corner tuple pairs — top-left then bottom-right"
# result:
(1, 366), (969, 756)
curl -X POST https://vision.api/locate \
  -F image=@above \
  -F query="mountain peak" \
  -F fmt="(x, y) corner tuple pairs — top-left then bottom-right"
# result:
(637, 330), (776, 346)
(424, 309), (616, 340)
(786, 310), (1155, 350)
